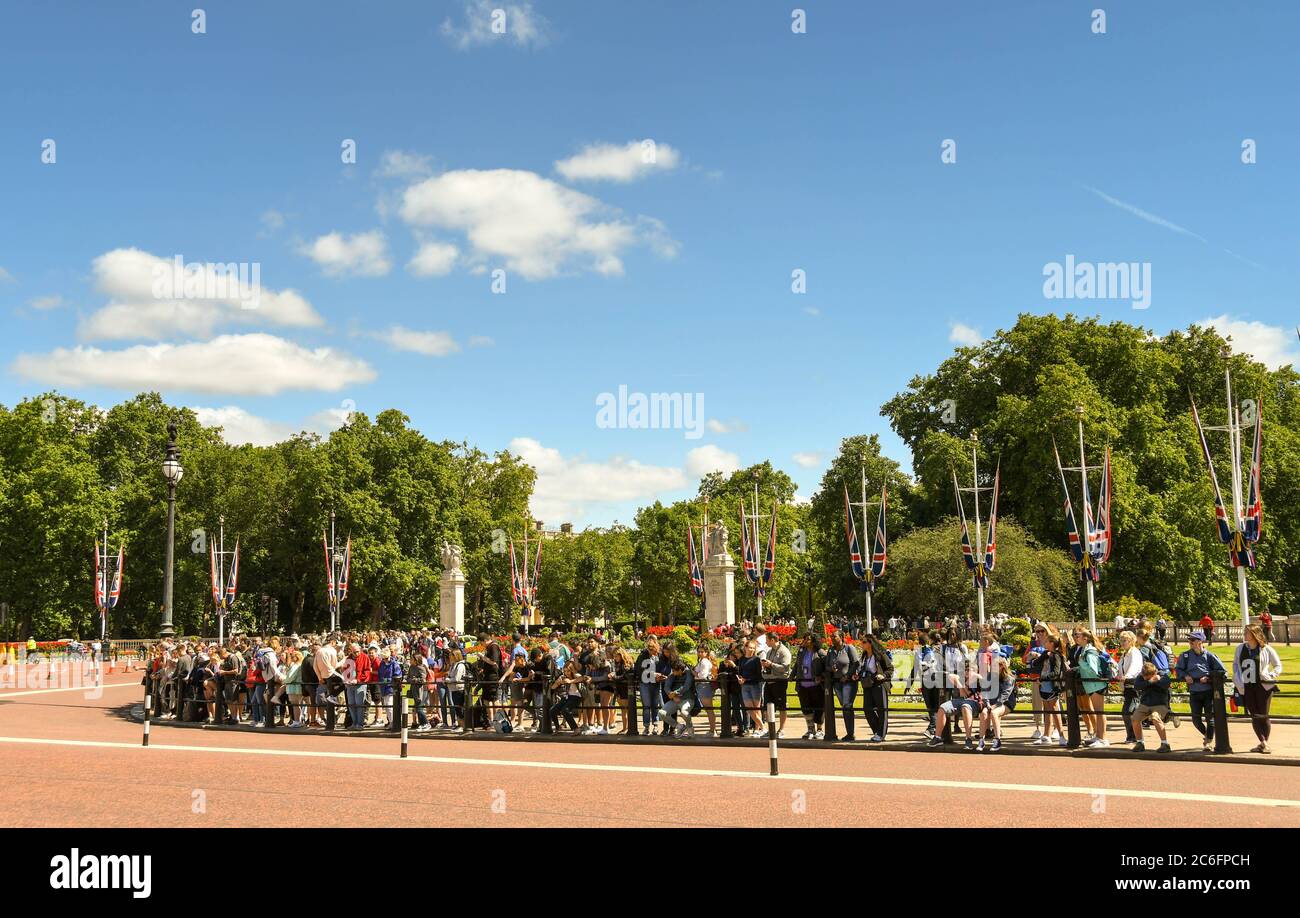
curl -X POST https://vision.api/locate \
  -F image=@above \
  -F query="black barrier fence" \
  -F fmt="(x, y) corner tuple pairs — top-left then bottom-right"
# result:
(139, 662), (1296, 757)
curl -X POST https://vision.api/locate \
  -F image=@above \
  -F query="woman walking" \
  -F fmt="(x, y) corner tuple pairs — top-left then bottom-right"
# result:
(858, 633), (894, 741)
(1071, 627), (1110, 747)
(1234, 623), (1283, 754)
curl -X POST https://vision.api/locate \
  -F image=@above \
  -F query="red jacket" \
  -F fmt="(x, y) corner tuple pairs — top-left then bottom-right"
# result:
(355, 651), (376, 684)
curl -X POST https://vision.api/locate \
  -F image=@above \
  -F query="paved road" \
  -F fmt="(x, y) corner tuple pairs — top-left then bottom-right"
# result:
(2, 670), (1298, 828)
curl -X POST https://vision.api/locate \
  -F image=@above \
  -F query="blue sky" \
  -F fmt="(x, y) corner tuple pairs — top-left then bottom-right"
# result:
(2, 1), (1298, 526)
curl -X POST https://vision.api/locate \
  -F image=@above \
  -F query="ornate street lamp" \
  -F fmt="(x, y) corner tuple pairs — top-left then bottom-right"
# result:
(160, 420), (183, 638)
(628, 575), (642, 632)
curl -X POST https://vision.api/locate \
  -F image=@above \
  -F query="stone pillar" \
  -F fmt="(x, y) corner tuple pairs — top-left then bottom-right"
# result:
(703, 549), (736, 630)
(439, 571), (465, 632)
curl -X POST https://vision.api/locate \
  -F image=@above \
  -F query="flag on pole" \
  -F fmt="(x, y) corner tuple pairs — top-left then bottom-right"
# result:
(225, 540), (240, 608)
(843, 485), (866, 582)
(210, 539), (222, 608)
(508, 539), (522, 604)
(107, 544), (124, 609)
(529, 538), (543, 605)
(953, 469), (981, 587)
(94, 540), (105, 611)
(1053, 441), (1094, 582)
(983, 463), (1000, 575)
(338, 536), (351, 601)
(739, 504), (758, 584)
(1244, 400), (1263, 545)
(1091, 447), (1114, 564)
(870, 484), (888, 583)
(1191, 396), (1256, 568)
(687, 524), (704, 597)
(322, 533), (335, 601)
(762, 502), (778, 584)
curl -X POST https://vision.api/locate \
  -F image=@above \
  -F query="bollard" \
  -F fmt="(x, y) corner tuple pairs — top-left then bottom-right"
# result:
(767, 702), (779, 776)
(719, 676), (731, 739)
(540, 682), (553, 736)
(142, 682), (151, 748)
(1065, 669), (1082, 749)
(628, 674), (639, 737)
(463, 679), (474, 733)
(1211, 669), (1233, 754)
(823, 676), (838, 742)
(399, 692), (409, 758)
(390, 675), (402, 734)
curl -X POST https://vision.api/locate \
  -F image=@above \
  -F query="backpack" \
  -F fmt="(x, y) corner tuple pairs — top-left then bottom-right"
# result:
(1140, 642), (1170, 675)
(1092, 648), (1116, 681)
(260, 653), (277, 681)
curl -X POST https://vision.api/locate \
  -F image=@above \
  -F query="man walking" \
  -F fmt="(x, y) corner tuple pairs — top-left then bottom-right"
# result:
(1175, 631), (1226, 751)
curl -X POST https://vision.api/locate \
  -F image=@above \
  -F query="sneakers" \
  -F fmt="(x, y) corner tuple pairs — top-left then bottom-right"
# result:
(416, 723), (432, 732)
(843, 734), (856, 743)
(1132, 741), (1146, 751)
(988, 739), (1002, 752)
(926, 736), (944, 748)
(1087, 737), (1109, 748)
(1030, 729), (1042, 741)
(1203, 739), (1213, 752)
(1157, 742), (1171, 753)
(814, 730), (825, 740)
(596, 726), (609, 735)
(964, 739), (975, 750)
(1056, 734), (1068, 747)
(869, 734), (883, 743)
(801, 730), (814, 740)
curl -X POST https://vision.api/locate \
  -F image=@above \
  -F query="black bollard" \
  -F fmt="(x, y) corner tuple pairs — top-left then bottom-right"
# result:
(1065, 669), (1082, 749)
(142, 681), (151, 747)
(398, 691), (409, 758)
(628, 673), (639, 737)
(1211, 669), (1233, 754)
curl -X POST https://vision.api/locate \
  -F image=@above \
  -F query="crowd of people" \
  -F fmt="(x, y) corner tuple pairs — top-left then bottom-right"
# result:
(134, 616), (1285, 754)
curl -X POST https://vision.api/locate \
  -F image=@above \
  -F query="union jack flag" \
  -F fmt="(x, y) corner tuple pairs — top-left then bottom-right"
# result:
(687, 523), (703, 597)
(1053, 441), (1096, 582)
(1244, 400), (1263, 545)
(1090, 448), (1113, 565)
(843, 485), (866, 582)
(508, 539), (522, 604)
(210, 539), (222, 608)
(762, 502), (777, 585)
(952, 468), (989, 590)
(107, 544), (123, 609)
(1191, 395), (1257, 569)
(529, 538), (543, 605)
(739, 504), (758, 585)
(983, 464), (999, 575)
(322, 533), (335, 602)
(225, 540), (240, 608)
(338, 536), (351, 601)
(869, 485), (888, 589)
(94, 540), (105, 611)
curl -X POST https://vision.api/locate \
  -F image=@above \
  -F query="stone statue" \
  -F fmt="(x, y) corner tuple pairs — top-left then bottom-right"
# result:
(707, 521), (729, 559)
(440, 542), (463, 576)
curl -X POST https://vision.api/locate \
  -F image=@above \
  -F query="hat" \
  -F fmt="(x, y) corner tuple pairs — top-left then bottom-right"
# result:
(1189, 630), (1206, 642)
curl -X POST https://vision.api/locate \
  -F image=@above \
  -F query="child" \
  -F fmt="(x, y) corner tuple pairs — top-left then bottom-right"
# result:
(1131, 662), (1172, 753)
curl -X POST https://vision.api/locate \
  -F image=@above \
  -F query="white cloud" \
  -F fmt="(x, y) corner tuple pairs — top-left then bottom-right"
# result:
(377, 149), (434, 179)
(1199, 315), (1300, 370)
(0, 266), (14, 283)
(441, 0), (551, 50)
(949, 321), (983, 346)
(468, 335), (495, 347)
(260, 210), (286, 234)
(555, 140), (681, 183)
(192, 405), (301, 447)
(28, 294), (64, 311)
(407, 240), (459, 277)
(400, 168), (675, 279)
(300, 230), (392, 277)
(12, 333), (376, 396)
(802, 306), (820, 317)
(370, 325), (461, 357)
(792, 451), (823, 469)
(79, 248), (322, 341)
(706, 418), (749, 434)
(510, 436), (686, 522)
(685, 444), (740, 478)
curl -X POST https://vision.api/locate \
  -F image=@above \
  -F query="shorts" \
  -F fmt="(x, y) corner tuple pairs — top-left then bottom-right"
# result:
(740, 683), (764, 705)
(695, 684), (716, 706)
(942, 697), (980, 717)
(1132, 704), (1170, 723)
(1038, 682), (1059, 702)
(764, 680), (788, 711)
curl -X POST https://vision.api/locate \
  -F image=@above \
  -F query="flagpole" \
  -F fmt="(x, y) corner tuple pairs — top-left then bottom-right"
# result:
(522, 522), (531, 634)
(752, 479), (763, 622)
(100, 517), (109, 649)
(329, 510), (337, 633)
(217, 516), (225, 645)
(971, 439), (985, 628)
(1076, 412), (1097, 633)
(861, 465), (873, 635)
(1225, 369), (1251, 626)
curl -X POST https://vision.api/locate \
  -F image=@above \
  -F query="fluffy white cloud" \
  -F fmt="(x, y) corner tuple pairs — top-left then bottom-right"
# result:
(949, 321), (983, 346)
(370, 325), (461, 357)
(792, 451), (823, 469)
(400, 168), (675, 279)
(510, 436), (687, 522)
(191, 406), (301, 447)
(555, 140), (681, 183)
(1199, 315), (1300, 370)
(685, 444), (740, 478)
(407, 240), (459, 277)
(79, 248), (322, 341)
(441, 0), (551, 50)
(300, 230), (392, 277)
(12, 333), (376, 396)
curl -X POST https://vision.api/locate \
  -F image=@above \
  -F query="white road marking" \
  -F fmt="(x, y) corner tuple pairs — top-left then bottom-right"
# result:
(0, 734), (1296, 809)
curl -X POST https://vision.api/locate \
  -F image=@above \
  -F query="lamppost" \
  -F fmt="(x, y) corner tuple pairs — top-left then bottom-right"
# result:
(628, 576), (641, 632)
(805, 559), (814, 625)
(160, 420), (183, 639)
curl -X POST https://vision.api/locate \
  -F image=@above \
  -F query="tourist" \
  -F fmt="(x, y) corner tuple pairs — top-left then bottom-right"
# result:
(550, 659), (585, 733)
(737, 639), (766, 734)
(825, 630), (860, 741)
(794, 634), (825, 740)
(312, 638), (340, 729)
(1117, 630), (1142, 744)
(760, 630), (792, 737)
(1199, 612), (1215, 645)
(446, 648), (467, 731)
(1070, 627), (1110, 747)
(928, 662), (982, 749)
(977, 654), (1016, 751)
(906, 630), (942, 737)
(1130, 662), (1172, 753)
(858, 632), (894, 742)
(693, 647), (718, 737)
(1233, 624), (1283, 754)
(377, 647), (402, 728)
(1175, 630), (1225, 752)
(634, 637), (665, 732)
(1260, 609), (1274, 642)
(586, 650), (614, 735)
(661, 658), (696, 736)
(1032, 632), (1068, 746)
(1022, 625), (1047, 740)
(407, 652), (431, 731)
(611, 645), (635, 734)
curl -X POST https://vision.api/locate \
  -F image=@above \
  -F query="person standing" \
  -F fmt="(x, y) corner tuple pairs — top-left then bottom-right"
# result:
(1130, 662), (1173, 753)
(824, 631), (860, 741)
(1175, 630), (1225, 752)
(1260, 609), (1274, 643)
(1116, 631), (1142, 744)
(794, 634), (825, 740)
(906, 631), (942, 738)
(1199, 612), (1215, 645)
(1071, 628), (1110, 747)
(1233, 624), (1283, 754)
(760, 631), (792, 737)
(858, 633), (894, 741)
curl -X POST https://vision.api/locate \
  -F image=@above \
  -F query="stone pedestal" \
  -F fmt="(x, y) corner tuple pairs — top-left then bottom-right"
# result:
(439, 570), (466, 633)
(703, 550), (736, 629)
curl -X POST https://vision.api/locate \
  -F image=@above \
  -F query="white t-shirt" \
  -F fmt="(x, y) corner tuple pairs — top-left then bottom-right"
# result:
(694, 658), (714, 682)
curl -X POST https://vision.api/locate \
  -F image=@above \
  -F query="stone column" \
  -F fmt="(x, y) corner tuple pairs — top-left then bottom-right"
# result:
(703, 547), (736, 630)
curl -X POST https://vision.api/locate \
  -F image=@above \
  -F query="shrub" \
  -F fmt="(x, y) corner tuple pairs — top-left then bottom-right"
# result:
(1001, 617), (1031, 653)
(671, 625), (697, 652)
